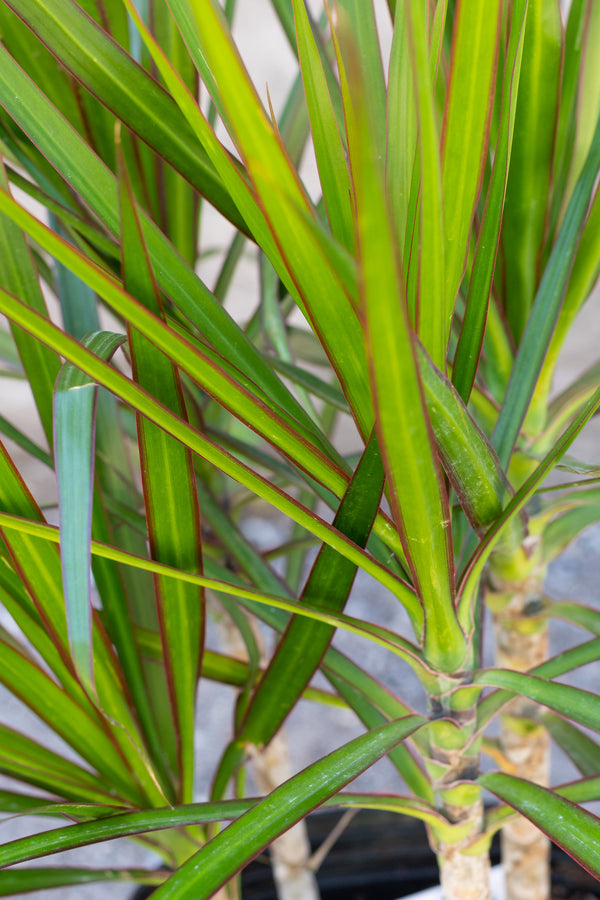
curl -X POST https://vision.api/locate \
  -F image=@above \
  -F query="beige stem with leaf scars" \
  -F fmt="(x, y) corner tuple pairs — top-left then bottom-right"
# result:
(489, 571), (550, 900)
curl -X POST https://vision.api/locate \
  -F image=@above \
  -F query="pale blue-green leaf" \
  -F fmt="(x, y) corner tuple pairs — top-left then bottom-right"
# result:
(54, 331), (125, 692)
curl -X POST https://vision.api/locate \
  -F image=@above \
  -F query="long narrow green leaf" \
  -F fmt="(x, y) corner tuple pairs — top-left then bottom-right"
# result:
(118, 138), (203, 801)
(336, 0), (387, 151)
(348, 47), (465, 670)
(150, 0), (200, 266)
(549, 600), (600, 637)
(0, 443), (169, 806)
(0, 510), (425, 674)
(480, 773), (600, 879)
(474, 669), (600, 735)
(0, 162), (59, 445)
(0, 784), (443, 872)
(385, 1), (421, 269)
(166, 0), (374, 436)
(4, 0), (244, 230)
(452, 0), (527, 402)
(560, 0), (600, 213)
(403, 0), (445, 368)
(0, 801), (251, 869)
(0, 286), (418, 617)
(492, 104), (600, 468)
(52, 238), (166, 795)
(151, 716), (426, 900)
(250, 168), (372, 433)
(0, 188), (356, 519)
(271, 1), (345, 159)
(0, 414), (52, 467)
(122, 0), (315, 329)
(235, 430), (385, 750)
(291, 0), (353, 251)
(0, 41), (334, 458)
(92, 474), (173, 804)
(545, 0), (589, 243)
(536, 181), (600, 407)
(542, 712), (600, 777)
(0, 634), (142, 801)
(540, 504), (600, 561)
(0, 867), (165, 895)
(0, 722), (120, 804)
(0, 2), (84, 132)
(54, 332), (126, 693)
(211, 435), (372, 781)
(442, 0), (502, 319)
(475, 638), (600, 731)
(501, 0), (562, 343)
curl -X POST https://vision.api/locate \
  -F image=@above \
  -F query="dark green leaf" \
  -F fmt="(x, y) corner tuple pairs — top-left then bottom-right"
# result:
(480, 773), (600, 879)
(475, 668), (600, 735)
(501, 0), (562, 344)
(236, 430), (385, 749)
(542, 712), (600, 777)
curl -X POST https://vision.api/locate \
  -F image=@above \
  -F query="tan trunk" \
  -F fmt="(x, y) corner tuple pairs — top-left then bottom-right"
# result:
(435, 789), (491, 900)
(429, 703), (492, 900)
(490, 572), (550, 900)
(438, 834), (491, 900)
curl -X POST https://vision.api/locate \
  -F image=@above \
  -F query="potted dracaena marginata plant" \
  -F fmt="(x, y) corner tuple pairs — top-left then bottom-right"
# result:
(0, 1), (599, 899)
